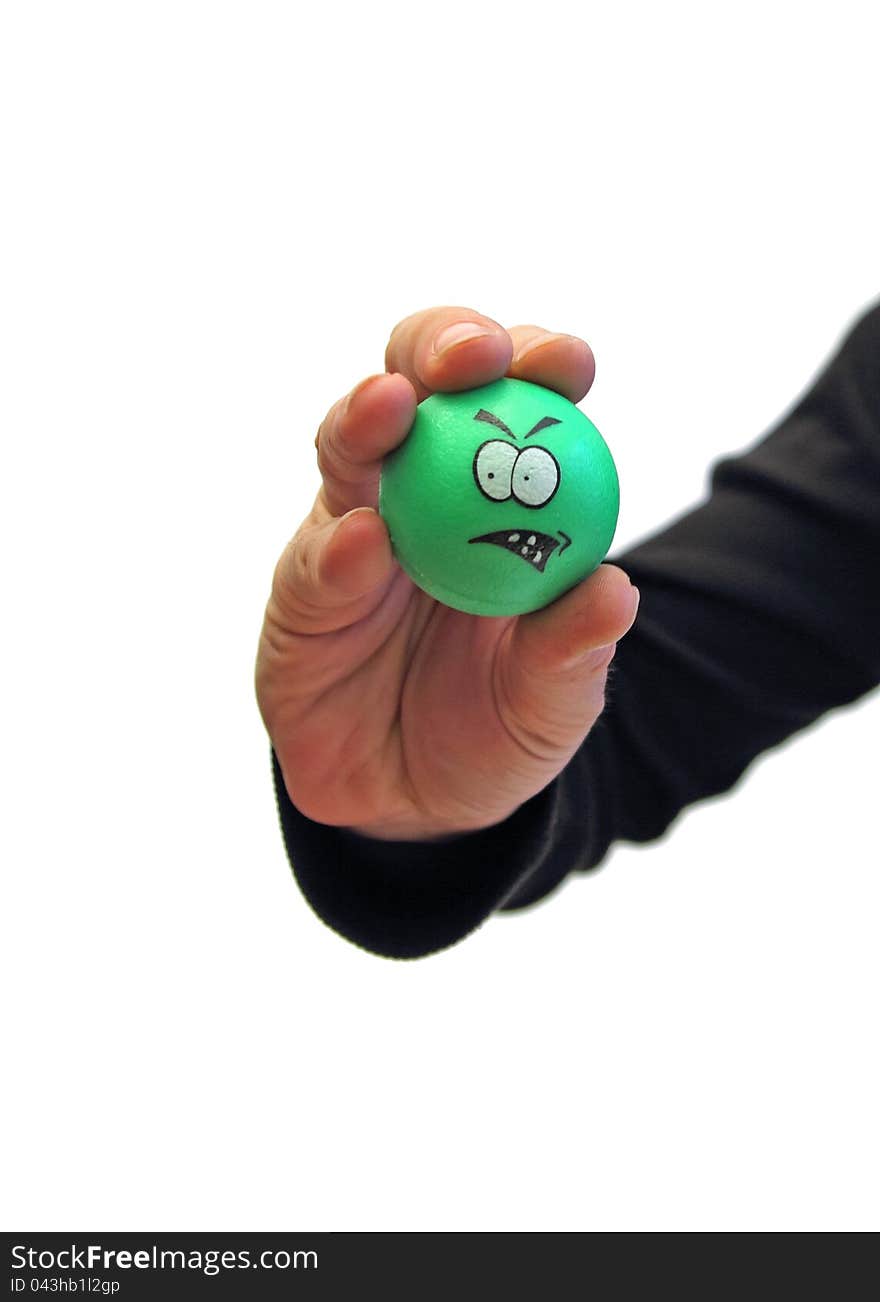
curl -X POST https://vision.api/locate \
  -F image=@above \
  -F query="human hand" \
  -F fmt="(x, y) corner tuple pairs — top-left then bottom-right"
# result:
(255, 307), (639, 841)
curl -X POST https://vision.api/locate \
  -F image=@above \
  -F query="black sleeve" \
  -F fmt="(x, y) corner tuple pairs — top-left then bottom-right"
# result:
(270, 301), (880, 960)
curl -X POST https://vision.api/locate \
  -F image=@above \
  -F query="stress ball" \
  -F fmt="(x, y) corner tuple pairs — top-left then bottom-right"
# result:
(378, 377), (619, 616)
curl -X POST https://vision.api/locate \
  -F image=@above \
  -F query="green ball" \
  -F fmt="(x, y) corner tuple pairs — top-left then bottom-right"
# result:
(378, 377), (619, 616)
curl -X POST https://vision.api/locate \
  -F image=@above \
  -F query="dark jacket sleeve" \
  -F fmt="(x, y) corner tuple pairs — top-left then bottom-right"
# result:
(271, 300), (880, 960)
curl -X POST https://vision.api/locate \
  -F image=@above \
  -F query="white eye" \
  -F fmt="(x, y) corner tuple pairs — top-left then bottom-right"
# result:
(473, 439), (518, 501)
(512, 445), (560, 507)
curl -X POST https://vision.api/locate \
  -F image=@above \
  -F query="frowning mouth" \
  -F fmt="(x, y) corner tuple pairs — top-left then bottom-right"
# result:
(467, 529), (571, 573)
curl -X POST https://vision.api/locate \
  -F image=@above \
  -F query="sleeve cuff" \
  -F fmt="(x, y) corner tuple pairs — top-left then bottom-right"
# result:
(272, 749), (562, 959)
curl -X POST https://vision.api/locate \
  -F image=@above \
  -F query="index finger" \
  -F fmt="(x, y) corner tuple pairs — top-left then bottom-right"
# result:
(385, 306), (514, 401)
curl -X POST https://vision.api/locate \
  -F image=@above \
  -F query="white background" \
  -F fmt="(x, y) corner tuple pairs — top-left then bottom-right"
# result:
(2, 0), (878, 1232)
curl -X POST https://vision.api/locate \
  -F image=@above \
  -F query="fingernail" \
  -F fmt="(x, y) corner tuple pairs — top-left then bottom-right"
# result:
(343, 374), (383, 415)
(515, 332), (559, 360)
(562, 640), (617, 672)
(432, 322), (494, 356)
(629, 585), (641, 619)
(583, 642), (618, 670)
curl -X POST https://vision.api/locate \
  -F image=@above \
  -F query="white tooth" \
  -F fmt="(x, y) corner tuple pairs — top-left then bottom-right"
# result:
(521, 546), (529, 555)
(527, 535), (536, 545)
(509, 533), (520, 542)
(533, 551), (542, 563)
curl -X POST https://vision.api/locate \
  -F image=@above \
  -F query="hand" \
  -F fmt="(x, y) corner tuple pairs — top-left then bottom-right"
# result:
(255, 306), (640, 841)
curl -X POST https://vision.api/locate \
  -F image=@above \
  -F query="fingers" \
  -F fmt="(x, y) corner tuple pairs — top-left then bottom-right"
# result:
(316, 310), (597, 519)
(315, 371), (417, 518)
(270, 506), (395, 636)
(385, 306), (514, 401)
(506, 325), (596, 404)
(383, 308), (596, 404)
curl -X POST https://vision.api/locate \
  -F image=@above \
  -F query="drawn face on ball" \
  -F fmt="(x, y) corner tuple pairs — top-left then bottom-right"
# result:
(469, 408), (566, 575)
(378, 377), (619, 617)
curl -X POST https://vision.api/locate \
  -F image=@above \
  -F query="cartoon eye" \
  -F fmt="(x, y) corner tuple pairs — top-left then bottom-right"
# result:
(512, 445), (560, 507)
(473, 439), (518, 501)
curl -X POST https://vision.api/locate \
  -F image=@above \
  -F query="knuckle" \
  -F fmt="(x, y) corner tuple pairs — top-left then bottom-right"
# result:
(272, 528), (317, 610)
(315, 378), (381, 483)
(315, 415), (347, 482)
(386, 306), (462, 351)
(385, 311), (421, 363)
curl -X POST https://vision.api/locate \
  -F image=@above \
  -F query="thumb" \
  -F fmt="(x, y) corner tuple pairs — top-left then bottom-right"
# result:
(499, 564), (640, 748)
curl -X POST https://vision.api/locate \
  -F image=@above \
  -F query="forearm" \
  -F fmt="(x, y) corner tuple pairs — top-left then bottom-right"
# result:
(502, 300), (880, 907)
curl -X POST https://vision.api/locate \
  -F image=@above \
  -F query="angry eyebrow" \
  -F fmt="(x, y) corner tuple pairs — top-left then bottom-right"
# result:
(474, 410), (562, 440)
(474, 408), (515, 438)
(524, 415), (562, 439)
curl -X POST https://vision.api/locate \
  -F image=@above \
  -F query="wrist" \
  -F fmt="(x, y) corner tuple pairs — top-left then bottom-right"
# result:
(344, 811), (513, 844)
(344, 823), (473, 844)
